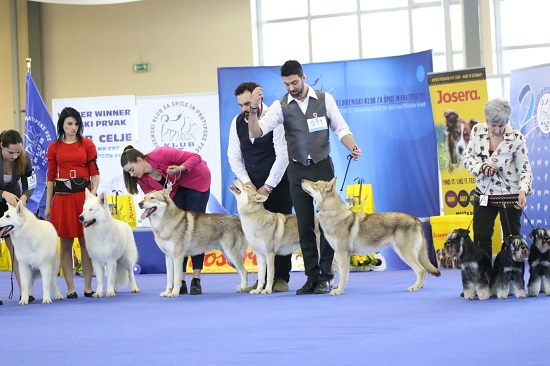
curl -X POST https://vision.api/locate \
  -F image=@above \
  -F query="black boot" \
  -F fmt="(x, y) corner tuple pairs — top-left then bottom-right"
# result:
(190, 278), (202, 295)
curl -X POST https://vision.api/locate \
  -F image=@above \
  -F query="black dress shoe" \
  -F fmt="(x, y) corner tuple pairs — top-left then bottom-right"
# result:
(313, 280), (332, 294)
(296, 280), (317, 295)
(179, 280), (188, 295)
(84, 291), (96, 298)
(67, 292), (78, 299)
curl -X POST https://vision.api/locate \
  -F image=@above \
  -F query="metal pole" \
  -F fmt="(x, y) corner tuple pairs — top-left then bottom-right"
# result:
(10, 0), (21, 130)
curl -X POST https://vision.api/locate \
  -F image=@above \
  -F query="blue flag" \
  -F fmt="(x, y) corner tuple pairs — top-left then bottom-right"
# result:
(24, 72), (56, 215)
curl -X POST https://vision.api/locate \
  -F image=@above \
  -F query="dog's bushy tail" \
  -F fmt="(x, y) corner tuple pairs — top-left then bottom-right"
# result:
(419, 226), (441, 277)
(116, 263), (130, 288)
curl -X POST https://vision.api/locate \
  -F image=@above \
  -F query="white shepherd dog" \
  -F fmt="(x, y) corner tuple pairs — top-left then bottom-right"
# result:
(0, 201), (63, 305)
(79, 189), (140, 297)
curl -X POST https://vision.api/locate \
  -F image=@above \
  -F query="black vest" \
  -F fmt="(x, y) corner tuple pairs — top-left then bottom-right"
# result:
(236, 112), (276, 188)
(280, 89), (330, 165)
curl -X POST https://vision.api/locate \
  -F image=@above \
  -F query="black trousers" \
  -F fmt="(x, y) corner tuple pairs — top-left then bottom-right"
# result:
(172, 186), (211, 272)
(287, 157), (335, 282)
(258, 174), (293, 283)
(472, 200), (522, 258)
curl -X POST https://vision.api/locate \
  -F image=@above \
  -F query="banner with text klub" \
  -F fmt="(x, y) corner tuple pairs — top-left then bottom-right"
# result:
(135, 93), (222, 218)
(428, 68), (488, 215)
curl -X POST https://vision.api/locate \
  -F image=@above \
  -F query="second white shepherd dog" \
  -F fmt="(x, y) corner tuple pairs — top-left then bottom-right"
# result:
(0, 201), (63, 305)
(79, 189), (140, 297)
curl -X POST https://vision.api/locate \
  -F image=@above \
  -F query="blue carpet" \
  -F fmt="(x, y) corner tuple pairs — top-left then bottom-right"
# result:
(0, 268), (546, 366)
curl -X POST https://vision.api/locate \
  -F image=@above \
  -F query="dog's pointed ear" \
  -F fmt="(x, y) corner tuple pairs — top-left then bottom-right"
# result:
(327, 177), (337, 190)
(99, 192), (108, 207)
(16, 200), (24, 215)
(254, 194), (268, 203)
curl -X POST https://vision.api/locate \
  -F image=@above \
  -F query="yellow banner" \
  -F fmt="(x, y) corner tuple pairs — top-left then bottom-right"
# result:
(428, 68), (488, 215)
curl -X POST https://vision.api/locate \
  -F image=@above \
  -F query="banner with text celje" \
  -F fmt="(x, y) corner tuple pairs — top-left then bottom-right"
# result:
(52, 95), (136, 195)
(428, 68), (488, 215)
(510, 63), (550, 238)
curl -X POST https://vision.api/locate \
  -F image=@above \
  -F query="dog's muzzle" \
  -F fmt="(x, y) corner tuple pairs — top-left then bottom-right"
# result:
(140, 207), (157, 220)
(0, 225), (14, 238)
(78, 215), (97, 228)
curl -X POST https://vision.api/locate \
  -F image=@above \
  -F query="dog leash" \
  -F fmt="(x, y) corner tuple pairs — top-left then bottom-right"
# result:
(339, 154), (354, 192)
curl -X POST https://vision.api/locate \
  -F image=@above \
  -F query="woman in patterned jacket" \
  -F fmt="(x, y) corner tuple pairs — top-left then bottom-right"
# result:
(463, 98), (533, 258)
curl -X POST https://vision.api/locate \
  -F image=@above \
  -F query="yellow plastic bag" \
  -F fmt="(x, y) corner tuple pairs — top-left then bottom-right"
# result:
(345, 179), (374, 214)
(108, 191), (137, 228)
(0, 240), (12, 271)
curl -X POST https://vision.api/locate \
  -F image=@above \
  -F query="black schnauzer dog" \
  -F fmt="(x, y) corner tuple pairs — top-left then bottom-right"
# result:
(444, 228), (492, 300)
(490, 235), (529, 299)
(527, 228), (550, 297)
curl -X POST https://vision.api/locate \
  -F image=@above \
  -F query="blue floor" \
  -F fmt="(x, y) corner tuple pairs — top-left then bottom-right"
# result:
(0, 268), (547, 366)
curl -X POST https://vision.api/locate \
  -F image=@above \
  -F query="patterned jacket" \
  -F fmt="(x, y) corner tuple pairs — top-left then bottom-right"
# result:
(463, 122), (532, 196)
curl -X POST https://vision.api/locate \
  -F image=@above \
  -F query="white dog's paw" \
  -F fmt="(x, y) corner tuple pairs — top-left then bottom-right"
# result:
(56, 294), (64, 300)
(131, 287), (140, 293)
(260, 289), (272, 295)
(162, 291), (178, 298)
(160, 291), (171, 297)
(407, 285), (422, 292)
(19, 299), (29, 305)
(330, 288), (343, 296)
(42, 298), (53, 304)
(249, 289), (262, 295)
(106, 291), (116, 298)
(93, 292), (103, 298)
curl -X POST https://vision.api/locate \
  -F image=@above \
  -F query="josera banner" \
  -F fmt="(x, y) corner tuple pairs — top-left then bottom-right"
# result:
(218, 51), (439, 271)
(510, 63), (550, 238)
(428, 68), (488, 215)
(218, 51), (439, 220)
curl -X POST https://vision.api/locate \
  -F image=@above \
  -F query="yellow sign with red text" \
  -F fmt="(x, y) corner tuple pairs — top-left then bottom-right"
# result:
(428, 68), (488, 215)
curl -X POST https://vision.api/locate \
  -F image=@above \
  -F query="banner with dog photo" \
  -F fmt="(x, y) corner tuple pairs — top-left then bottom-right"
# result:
(428, 68), (488, 215)
(428, 68), (502, 260)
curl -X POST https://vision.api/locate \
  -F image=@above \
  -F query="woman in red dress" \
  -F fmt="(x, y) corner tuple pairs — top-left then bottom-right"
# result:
(45, 107), (100, 299)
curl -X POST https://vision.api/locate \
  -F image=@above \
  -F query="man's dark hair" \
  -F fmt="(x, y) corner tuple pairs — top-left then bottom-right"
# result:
(234, 81), (261, 96)
(280, 60), (304, 77)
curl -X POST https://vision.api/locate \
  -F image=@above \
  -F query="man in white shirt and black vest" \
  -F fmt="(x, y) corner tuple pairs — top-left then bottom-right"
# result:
(228, 81), (293, 292)
(247, 60), (362, 295)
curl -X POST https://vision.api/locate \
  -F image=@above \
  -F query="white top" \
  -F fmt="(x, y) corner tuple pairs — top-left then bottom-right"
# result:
(258, 84), (353, 142)
(227, 102), (289, 188)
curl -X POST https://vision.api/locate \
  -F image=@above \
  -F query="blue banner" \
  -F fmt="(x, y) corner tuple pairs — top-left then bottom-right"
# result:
(24, 72), (56, 215)
(510, 63), (550, 238)
(218, 51), (439, 219)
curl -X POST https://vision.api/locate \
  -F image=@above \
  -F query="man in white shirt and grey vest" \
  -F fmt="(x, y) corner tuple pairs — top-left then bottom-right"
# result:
(228, 81), (293, 292)
(247, 60), (362, 295)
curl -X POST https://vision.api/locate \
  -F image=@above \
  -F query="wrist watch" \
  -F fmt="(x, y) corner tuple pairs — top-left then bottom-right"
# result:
(263, 185), (273, 194)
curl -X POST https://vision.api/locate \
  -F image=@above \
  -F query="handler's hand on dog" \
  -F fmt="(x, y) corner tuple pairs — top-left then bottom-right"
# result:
(2, 191), (19, 206)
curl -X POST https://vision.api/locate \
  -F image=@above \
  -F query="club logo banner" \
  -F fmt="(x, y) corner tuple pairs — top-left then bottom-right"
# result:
(510, 63), (550, 236)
